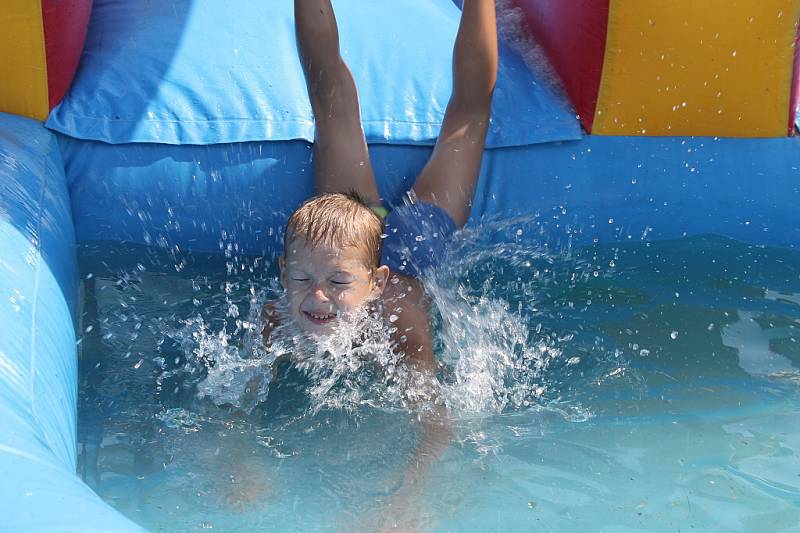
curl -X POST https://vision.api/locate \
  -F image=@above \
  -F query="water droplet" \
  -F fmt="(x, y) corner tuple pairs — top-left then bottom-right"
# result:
(670, 331), (679, 340)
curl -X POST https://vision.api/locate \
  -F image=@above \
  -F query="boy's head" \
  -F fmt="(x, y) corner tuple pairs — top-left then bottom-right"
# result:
(280, 192), (389, 334)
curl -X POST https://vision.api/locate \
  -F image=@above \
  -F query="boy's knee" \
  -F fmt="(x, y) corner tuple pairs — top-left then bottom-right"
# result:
(306, 60), (355, 102)
(449, 94), (493, 122)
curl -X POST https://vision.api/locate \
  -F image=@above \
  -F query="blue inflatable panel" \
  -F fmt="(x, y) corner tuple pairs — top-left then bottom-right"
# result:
(59, 135), (430, 254)
(0, 113), (142, 532)
(45, 0), (581, 147)
(60, 134), (800, 256)
(471, 135), (800, 250)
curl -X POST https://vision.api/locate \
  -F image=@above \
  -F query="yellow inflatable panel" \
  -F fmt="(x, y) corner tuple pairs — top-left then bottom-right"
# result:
(594, 0), (800, 137)
(0, 1), (49, 121)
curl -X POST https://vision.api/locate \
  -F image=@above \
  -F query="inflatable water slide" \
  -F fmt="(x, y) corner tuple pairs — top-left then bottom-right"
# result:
(1, 1), (799, 530)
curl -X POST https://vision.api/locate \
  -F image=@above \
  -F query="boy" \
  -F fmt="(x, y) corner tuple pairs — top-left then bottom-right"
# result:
(265, 0), (497, 371)
(257, 0), (497, 527)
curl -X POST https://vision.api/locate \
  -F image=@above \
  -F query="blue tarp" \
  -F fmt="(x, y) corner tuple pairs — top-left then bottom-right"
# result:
(46, 0), (581, 147)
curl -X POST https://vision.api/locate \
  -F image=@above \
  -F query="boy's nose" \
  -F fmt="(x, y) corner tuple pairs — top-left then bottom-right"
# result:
(311, 283), (330, 302)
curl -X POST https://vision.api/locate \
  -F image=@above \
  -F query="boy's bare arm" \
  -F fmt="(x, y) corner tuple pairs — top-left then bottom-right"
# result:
(379, 274), (452, 530)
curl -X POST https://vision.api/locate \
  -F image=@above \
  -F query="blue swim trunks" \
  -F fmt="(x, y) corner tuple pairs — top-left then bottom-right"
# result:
(379, 197), (457, 278)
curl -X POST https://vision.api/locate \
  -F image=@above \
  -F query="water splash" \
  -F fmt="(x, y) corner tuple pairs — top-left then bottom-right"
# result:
(81, 213), (609, 436)
(165, 216), (600, 425)
(424, 219), (592, 418)
(166, 284), (276, 414)
(188, 296), (439, 416)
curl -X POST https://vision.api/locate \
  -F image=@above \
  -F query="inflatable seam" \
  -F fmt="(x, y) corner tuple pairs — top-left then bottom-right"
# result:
(0, 442), (64, 473)
(28, 148), (48, 442)
(51, 117), (447, 126)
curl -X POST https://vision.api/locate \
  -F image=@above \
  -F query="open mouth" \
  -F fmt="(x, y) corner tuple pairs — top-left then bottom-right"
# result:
(302, 310), (337, 325)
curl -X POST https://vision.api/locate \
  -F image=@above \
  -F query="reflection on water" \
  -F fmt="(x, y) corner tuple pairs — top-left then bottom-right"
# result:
(77, 227), (800, 532)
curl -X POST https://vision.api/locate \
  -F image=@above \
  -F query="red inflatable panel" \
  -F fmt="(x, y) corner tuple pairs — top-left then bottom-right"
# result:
(42, 0), (93, 110)
(513, 0), (609, 132)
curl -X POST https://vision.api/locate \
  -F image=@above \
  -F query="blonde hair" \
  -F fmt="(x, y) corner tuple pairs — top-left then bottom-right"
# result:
(284, 192), (384, 268)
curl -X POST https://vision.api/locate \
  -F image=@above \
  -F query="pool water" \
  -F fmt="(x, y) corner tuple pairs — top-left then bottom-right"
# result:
(76, 230), (800, 532)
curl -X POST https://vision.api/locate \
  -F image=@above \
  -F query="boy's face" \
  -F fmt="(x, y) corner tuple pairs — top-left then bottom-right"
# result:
(280, 234), (389, 335)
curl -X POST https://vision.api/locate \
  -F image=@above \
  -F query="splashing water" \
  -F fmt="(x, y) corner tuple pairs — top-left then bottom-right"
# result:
(78, 214), (620, 459)
(157, 216), (605, 427)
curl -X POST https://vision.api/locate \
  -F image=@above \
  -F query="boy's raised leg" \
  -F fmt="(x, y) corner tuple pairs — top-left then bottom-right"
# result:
(411, 0), (498, 227)
(295, 0), (380, 204)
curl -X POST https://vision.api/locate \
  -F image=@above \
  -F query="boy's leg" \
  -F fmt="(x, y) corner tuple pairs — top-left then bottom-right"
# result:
(411, 0), (498, 227)
(295, 0), (380, 204)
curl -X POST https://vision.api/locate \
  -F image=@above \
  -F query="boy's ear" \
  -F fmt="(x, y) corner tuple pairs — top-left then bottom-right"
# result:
(371, 265), (390, 297)
(279, 255), (287, 289)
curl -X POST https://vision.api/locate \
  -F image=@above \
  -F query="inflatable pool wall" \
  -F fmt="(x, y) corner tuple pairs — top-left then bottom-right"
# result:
(1, 1), (800, 530)
(0, 114), (143, 531)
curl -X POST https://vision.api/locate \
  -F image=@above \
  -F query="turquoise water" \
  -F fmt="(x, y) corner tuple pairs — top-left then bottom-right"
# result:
(77, 232), (800, 531)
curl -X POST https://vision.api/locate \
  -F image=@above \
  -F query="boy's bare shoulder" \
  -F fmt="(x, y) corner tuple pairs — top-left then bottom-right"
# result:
(381, 272), (428, 311)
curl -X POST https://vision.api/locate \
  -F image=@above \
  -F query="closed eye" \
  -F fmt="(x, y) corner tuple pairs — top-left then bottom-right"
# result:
(330, 280), (351, 286)
(291, 278), (309, 282)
